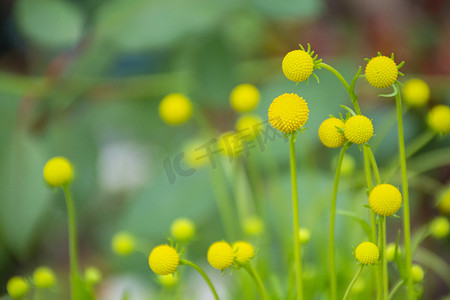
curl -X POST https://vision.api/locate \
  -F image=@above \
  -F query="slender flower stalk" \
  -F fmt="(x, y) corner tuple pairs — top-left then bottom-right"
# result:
(388, 280), (405, 300)
(179, 259), (219, 300)
(329, 141), (350, 300)
(62, 185), (80, 300)
(243, 264), (269, 300)
(394, 83), (414, 299)
(343, 265), (364, 300)
(289, 133), (303, 300)
(379, 216), (388, 299)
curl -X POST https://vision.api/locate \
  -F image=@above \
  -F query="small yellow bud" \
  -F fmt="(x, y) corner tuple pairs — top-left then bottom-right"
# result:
(149, 245), (180, 275)
(411, 264), (424, 282)
(159, 93), (192, 125)
(243, 216), (264, 236)
(85, 267), (102, 285)
(428, 105), (450, 134)
(268, 93), (309, 133)
(299, 228), (311, 244)
(232, 241), (255, 265)
(402, 79), (430, 107)
(158, 273), (178, 288)
(430, 217), (450, 239)
(111, 232), (136, 256)
(43, 157), (73, 187)
(170, 218), (196, 243)
(207, 241), (234, 270)
(355, 242), (379, 265)
(33, 266), (56, 289)
(369, 184), (402, 216)
(365, 55), (398, 89)
(7, 276), (29, 299)
(282, 50), (314, 83)
(344, 115), (373, 145)
(318, 118), (345, 148)
(437, 186), (450, 215)
(230, 84), (260, 112)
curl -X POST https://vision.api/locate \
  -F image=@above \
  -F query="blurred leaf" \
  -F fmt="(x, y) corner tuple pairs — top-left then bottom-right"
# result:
(252, 0), (323, 18)
(14, 0), (84, 49)
(336, 210), (372, 240)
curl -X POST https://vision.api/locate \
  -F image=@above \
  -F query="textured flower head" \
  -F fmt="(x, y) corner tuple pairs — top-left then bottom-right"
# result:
(85, 267), (102, 285)
(268, 93), (309, 133)
(411, 265), (424, 282)
(235, 114), (263, 140)
(369, 184), (402, 216)
(355, 242), (379, 265)
(428, 105), (450, 134)
(299, 228), (311, 244)
(170, 218), (196, 243)
(207, 241), (235, 270)
(7, 276), (29, 299)
(344, 115), (373, 145)
(318, 117), (345, 148)
(43, 157), (73, 187)
(230, 84), (260, 112)
(243, 216), (264, 236)
(402, 79), (430, 108)
(159, 93), (192, 125)
(430, 217), (450, 239)
(232, 241), (255, 265)
(282, 50), (314, 83)
(111, 232), (135, 256)
(365, 55), (398, 88)
(33, 267), (56, 289)
(149, 245), (180, 275)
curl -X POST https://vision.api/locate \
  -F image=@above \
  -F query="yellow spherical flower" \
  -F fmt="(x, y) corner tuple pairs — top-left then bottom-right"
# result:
(355, 242), (379, 265)
(43, 157), (73, 187)
(243, 216), (264, 236)
(170, 218), (196, 243)
(85, 267), (102, 285)
(282, 50), (314, 83)
(402, 79), (430, 107)
(365, 56), (398, 88)
(230, 84), (260, 112)
(430, 217), (450, 239)
(344, 115), (374, 145)
(207, 241), (235, 270)
(428, 105), (450, 134)
(158, 273), (178, 288)
(411, 265), (424, 282)
(111, 232), (135, 256)
(33, 266), (56, 289)
(369, 184), (402, 216)
(7, 276), (29, 299)
(236, 114), (263, 140)
(438, 186), (450, 215)
(149, 245), (180, 275)
(268, 93), (309, 133)
(299, 228), (311, 244)
(386, 243), (400, 262)
(232, 241), (255, 265)
(159, 93), (193, 125)
(318, 118), (345, 148)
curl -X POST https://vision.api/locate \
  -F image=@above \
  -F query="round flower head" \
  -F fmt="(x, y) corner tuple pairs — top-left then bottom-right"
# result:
(158, 273), (178, 288)
(369, 184), (402, 216)
(438, 186), (450, 215)
(149, 245), (180, 275)
(230, 84), (260, 112)
(429, 217), (450, 239)
(411, 265), (424, 282)
(207, 241), (235, 270)
(282, 50), (314, 82)
(402, 79), (430, 107)
(170, 218), (196, 243)
(111, 232), (135, 256)
(243, 216), (264, 236)
(159, 93), (192, 125)
(236, 114), (263, 140)
(43, 156), (73, 187)
(33, 266), (56, 289)
(318, 118), (345, 148)
(365, 55), (398, 88)
(428, 105), (450, 134)
(386, 243), (400, 262)
(344, 115), (373, 145)
(85, 267), (102, 285)
(299, 228), (311, 244)
(232, 241), (255, 265)
(268, 93), (309, 133)
(355, 242), (379, 265)
(7, 276), (29, 299)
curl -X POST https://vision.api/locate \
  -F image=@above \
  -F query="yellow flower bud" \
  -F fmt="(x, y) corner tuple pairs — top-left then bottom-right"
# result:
(111, 232), (136, 256)
(43, 157), (73, 187)
(170, 218), (196, 243)
(33, 266), (56, 289)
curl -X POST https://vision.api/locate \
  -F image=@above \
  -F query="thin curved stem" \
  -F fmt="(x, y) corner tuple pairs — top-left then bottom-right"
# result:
(343, 265), (364, 300)
(62, 185), (80, 300)
(367, 147), (382, 185)
(243, 264), (269, 300)
(329, 142), (349, 300)
(388, 280), (405, 300)
(395, 85), (414, 300)
(289, 134), (303, 300)
(180, 259), (219, 300)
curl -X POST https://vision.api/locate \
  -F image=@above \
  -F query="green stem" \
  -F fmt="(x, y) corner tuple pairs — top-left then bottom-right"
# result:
(380, 216), (388, 299)
(62, 185), (80, 300)
(395, 85), (414, 300)
(368, 147), (382, 185)
(343, 265), (364, 300)
(329, 142), (349, 300)
(243, 264), (269, 300)
(179, 259), (219, 300)
(388, 280), (405, 300)
(289, 134), (303, 300)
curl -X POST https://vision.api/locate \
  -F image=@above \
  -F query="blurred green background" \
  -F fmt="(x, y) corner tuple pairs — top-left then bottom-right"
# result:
(0, 0), (449, 299)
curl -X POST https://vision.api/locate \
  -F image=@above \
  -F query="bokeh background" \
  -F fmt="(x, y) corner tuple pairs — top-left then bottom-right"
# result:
(0, 0), (449, 299)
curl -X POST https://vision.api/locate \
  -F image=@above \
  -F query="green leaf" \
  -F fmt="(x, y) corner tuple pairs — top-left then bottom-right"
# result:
(14, 0), (84, 49)
(336, 210), (372, 240)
